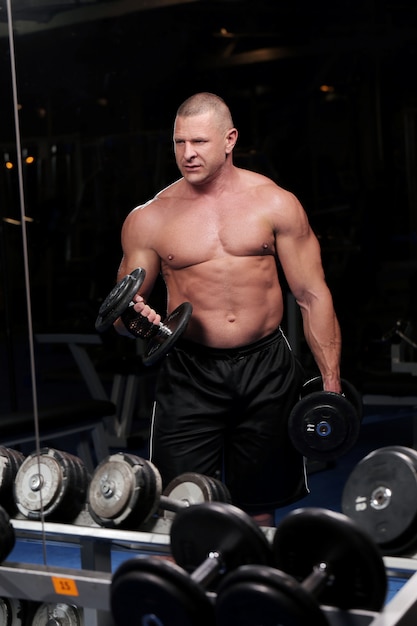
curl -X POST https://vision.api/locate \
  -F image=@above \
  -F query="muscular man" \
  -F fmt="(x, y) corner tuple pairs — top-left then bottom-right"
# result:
(114, 92), (342, 526)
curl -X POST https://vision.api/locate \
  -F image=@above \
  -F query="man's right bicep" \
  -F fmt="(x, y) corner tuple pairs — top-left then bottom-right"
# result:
(117, 250), (161, 299)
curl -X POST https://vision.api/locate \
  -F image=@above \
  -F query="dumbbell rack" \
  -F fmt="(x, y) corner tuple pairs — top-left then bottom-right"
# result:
(4, 515), (172, 626)
(1, 518), (417, 626)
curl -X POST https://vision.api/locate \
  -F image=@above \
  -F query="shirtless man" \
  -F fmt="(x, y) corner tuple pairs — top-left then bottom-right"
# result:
(114, 92), (342, 526)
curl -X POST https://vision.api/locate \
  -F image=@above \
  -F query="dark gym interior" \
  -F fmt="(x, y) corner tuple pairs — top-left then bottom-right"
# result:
(0, 1), (417, 624)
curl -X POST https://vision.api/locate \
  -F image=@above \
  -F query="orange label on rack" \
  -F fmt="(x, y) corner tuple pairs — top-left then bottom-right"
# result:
(51, 576), (79, 596)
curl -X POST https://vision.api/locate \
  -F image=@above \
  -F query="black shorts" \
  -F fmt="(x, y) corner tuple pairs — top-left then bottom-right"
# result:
(149, 327), (309, 514)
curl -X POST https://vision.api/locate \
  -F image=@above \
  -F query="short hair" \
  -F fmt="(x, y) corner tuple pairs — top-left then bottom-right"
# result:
(176, 92), (234, 131)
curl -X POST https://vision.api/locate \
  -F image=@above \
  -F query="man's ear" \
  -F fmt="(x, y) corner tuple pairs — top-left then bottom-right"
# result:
(225, 128), (238, 154)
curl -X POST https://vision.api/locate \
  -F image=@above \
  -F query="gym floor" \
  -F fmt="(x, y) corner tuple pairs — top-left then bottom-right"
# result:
(1, 333), (417, 616)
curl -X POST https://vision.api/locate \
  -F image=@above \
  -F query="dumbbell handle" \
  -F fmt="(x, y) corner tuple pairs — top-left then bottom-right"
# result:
(98, 485), (191, 511)
(159, 494), (191, 513)
(302, 562), (329, 597)
(191, 550), (224, 588)
(121, 302), (171, 340)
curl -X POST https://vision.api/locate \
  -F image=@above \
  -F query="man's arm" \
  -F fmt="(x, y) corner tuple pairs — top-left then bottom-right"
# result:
(275, 193), (342, 393)
(113, 204), (162, 336)
(295, 279), (342, 393)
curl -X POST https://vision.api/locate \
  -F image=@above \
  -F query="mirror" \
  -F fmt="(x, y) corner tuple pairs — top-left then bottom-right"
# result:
(0, 1), (416, 521)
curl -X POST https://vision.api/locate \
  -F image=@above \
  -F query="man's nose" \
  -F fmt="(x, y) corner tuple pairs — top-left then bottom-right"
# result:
(184, 142), (197, 159)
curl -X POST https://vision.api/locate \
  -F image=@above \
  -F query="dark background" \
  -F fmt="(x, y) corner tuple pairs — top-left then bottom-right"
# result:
(0, 0), (417, 410)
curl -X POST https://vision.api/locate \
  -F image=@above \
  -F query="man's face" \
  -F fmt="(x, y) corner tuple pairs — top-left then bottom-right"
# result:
(173, 111), (234, 185)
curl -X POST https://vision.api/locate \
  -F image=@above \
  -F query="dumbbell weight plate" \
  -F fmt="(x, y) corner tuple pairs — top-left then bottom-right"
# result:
(0, 447), (25, 516)
(216, 564), (329, 626)
(288, 377), (362, 462)
(95, 268), (146, 332)
(13, 448), (89, 522)
(63, 449), (91, 516)
(170, 501), (273, 580)
(161, 472), (231, 520)
(0, 506), (15, 563)
(0, 597), (28, 626)
(143, 301), (193, 366)
(32, 602), (83, 626)
(342, 446), (417, 555)
(95, 268), (192, 365)
(88, 453), (162, 528)
(111, 556), (215, 626)
(272, 507), (387, 611)
(206, 476), (232, 505)
(300, 377), (363, 419)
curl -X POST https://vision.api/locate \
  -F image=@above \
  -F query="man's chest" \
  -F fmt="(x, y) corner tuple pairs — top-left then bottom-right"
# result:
(155, 205), (276, 269)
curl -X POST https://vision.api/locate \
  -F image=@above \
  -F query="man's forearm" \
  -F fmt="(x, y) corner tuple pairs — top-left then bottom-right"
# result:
(300, 305), (342, 393)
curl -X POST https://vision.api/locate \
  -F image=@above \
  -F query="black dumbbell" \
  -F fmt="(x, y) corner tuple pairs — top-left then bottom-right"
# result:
(0, 505), (15, 564)
(0, 446), (25, 516)
(160, 471), (232, 520)
(88, 452), (232, 529)
(288, 376), (363, 461)
(111, 501), (273, 626)
(95, 267), (192, 365)
(0, 598), (32, 626)
(342, 445), (417, 555)
(215, 507), (387, 626)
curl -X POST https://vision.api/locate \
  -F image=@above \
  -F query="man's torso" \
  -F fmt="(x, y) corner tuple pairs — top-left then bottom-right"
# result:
(138, 169), (289, 347)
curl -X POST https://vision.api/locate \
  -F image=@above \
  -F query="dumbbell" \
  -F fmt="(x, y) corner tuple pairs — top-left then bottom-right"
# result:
(0, 446), (25, 516)
(31, 602), (83, 626)
(288, 376), (363, 461)
(0, 598), (30, 626)
(0, 505), (15, 563)
(161, 471), (232, 520)
(341, 445), (417, 555)
(88, 452), (232, 529)
(111, 501), (273, 626)
(95, 267), (192, 366)
(13, 447), (90, 522)
(215, 507), (387, 626)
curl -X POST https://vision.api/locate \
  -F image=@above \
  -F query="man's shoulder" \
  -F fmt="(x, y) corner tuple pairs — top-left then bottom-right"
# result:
(126, 179), (183, 218)
(239, 167), (281, 189)
(238, 168), (291, 199)
(155, 178), (184, 201)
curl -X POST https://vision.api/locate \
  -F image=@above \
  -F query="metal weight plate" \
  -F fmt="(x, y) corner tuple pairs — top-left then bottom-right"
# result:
(170, 502), (273, 580)
(0, 597), (28, 626)
(0, 447), (25, 516)
(288, 390), (360, 462)
(340, 378), (363, 421)
(272, 507), (387, 611)
(13, 448), (89, 522)
(138, 454), (168, 524)
(216, 564), (329, 626)
(161, 472), (227, 520)
(95, 268), (146, 332)
(205, 476), (233, 505)
(61, 451), (91, 521)
(143, 301), (193, 366)
(111, 556), (215, 626)
(342, 446), (417, 554)
(88, 453), (162, 528)
(32, 603), (83, 626)
(300, 377), (363, 420)
(0, 506), (15, 563)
